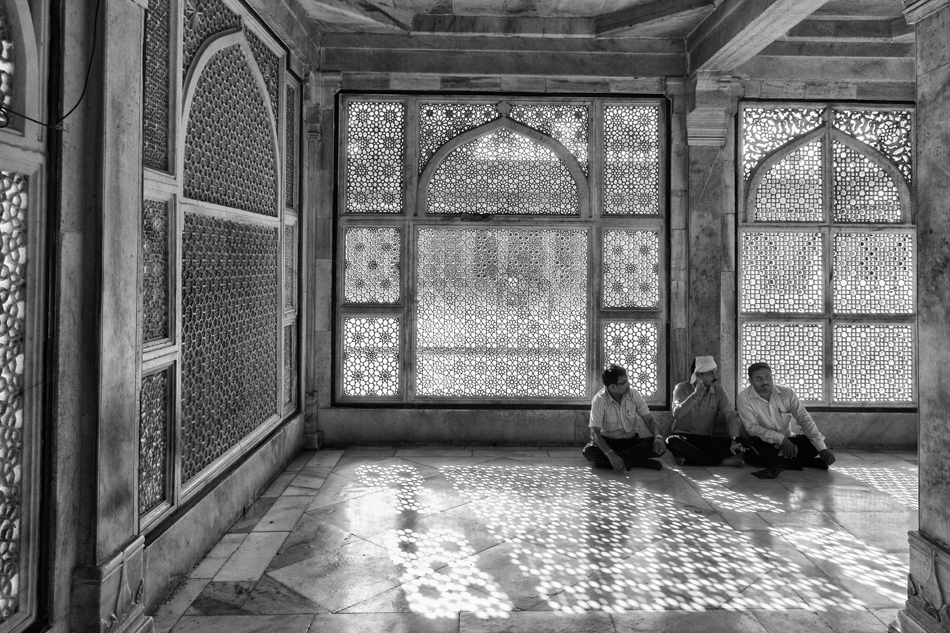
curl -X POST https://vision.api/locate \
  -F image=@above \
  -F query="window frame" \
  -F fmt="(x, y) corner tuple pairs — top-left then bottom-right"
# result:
(335, 93), (669, 407)
(737, 101), (917, 408)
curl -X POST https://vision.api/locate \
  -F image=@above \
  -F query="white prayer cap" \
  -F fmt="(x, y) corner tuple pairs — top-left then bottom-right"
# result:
(690, 355), (717, 385)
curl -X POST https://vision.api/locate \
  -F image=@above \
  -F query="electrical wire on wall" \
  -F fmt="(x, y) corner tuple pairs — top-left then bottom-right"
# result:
(0, 0), (101, 130)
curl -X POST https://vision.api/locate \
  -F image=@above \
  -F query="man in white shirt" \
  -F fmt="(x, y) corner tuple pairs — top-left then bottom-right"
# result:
(736, 362), (836, 479)
(583, 364), (667, 472)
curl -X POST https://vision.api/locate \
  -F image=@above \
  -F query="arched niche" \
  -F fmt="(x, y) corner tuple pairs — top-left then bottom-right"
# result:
(0, 0), (39, 139)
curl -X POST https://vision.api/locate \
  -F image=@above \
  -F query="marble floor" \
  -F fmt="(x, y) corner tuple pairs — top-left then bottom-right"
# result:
(151, 447), (917, 633)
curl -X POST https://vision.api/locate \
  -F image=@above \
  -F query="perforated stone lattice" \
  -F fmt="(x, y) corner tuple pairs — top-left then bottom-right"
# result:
(754, 140), (823, 222)
(603, 322), (659, 398)
(603, 230), (659, 308)
(285, 84), (296, 209)
(143, 200), (169, 342)
(833, 233), (913, 314)
(283, 323), (295, 406)
(416, 229), (588, 398)
(833, 324), (913, 402)
(832, 141), (901, 223)
(740, 323), (824, 400)
(0, 171), (26, 621)
(182, 0), (240, 74)
(833, 109), (912, 183)
(419, 103), (499, 173)
(741, 232), (823, 313)
(742, 108), (824, 179)
(243, 26), (279, 119)
(603, 106), (660, 215)
(427, 128), (578, 215)
(284, 224), (295, 309)
(509, 104), (589, 174)
(346, 101), (405, 213)
(181, 214), (278, 482)
(139, 370), (168, 516)
(344, 227), (400, 304)
(143, 0), (170, 171)
(184, 44), (278, 217)
(342, 317), (399, 397)
(0, 4), (13, 130)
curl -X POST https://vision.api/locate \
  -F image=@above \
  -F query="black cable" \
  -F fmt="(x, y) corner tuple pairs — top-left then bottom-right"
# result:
(0, 0), (101, 131)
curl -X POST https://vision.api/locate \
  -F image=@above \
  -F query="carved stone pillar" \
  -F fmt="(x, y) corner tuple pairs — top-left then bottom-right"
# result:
(896, 2), (950, 632)
(665, 78), (690, 389)
(684, 71), (743, 396)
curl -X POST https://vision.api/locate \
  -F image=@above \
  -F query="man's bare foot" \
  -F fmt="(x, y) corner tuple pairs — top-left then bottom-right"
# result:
(674, 456), (686, 466)
(720, 456), (745, 468)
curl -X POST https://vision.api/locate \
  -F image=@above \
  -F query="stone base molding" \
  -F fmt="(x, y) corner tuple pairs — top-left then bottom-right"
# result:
(897, 531), (950, 633)
(72, 536), (154, 633)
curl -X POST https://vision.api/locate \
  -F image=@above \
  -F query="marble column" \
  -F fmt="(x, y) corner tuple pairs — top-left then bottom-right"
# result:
(896, 2), (950, 633)
(684, 71), (743, 397)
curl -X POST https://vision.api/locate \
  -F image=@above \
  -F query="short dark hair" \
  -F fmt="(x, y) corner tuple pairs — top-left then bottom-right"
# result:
(747, 362), (772, 381)
(602, 364), (628, 387)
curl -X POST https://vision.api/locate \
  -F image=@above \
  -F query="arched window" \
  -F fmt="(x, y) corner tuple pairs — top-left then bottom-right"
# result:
(336, 96), (668, 405)
(738, 104), (915, 405)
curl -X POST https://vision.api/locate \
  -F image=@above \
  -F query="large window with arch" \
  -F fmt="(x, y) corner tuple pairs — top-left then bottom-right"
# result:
(738, 103), (915, 406)
(336, 95), (668, 405)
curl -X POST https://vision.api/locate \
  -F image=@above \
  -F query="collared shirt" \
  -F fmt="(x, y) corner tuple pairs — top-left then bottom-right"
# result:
(671, 381), (731, 436)
(589, 386), (650, 439)
(736, 384), (827, 451)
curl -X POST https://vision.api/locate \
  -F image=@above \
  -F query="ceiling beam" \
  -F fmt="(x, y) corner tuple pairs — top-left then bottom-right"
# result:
(298, 0), (412, 32)
(594, 0), (713, 36)
(687, 0), (832, 73)
(786, 18), (898, 41)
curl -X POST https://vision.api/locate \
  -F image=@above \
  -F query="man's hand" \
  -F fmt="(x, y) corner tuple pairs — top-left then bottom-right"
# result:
(607, 451), (626, 473)
(729, 440), (745, 455)
(818, 448), (836, 466)
(778, 437), (798, 459)
(653, 436), (667, 456)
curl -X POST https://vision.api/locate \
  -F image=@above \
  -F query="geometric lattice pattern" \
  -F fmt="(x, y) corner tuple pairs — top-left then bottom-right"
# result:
(243, 26), (279, 118)
(603, 321), (659, 398)
(143, 0), (170, 171)
(754, 140), (823, 222)
(142, 200), (170, 342)
(832, 141), (901, 223)
(139, 369), (169, 517)
(0, 171), (26, 621)
(419, 102), (499, 172)
(740, 322), (824, 400)
(833, 109), (912, 182)
(344, 228), (400, 304)
(180, 214), (278, 483)
(285, 84), (296, 210)
(742, 107), (824, 179)
(427, 128), (578, 215)
(0, 4), (14, 130)
(833, 233), (913, 314)
(284, 323), (295, 406)
(284, 224), (295, 310)
(183, 44), (278, 216)
(346, 101), (405, 213)
(603, 230), (659, 308)
(342, 317), (399, 397)
(182, 0), (240, 73)
(510, 104), (589, 174)
(416, 229), (588, 398)
(741, 232), (823, 313)
(603, 106), (660, 215)
(833, 324), (913, 402)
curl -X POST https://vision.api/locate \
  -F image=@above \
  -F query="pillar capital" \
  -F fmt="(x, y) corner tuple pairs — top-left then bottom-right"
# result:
(904, 0), (950, 25)
(684, 71), (744, 147)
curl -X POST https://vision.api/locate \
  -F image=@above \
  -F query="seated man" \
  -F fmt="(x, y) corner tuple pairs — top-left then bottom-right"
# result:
(737, 362), (836, 479)
(667, 356), (746, 468)
(582, 364), (667, 472)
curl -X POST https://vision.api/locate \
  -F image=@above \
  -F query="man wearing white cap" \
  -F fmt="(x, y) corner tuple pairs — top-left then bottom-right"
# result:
(667, 356), (746, 467)
(583, 364), (667, 472)
(737, 362), (836, 479)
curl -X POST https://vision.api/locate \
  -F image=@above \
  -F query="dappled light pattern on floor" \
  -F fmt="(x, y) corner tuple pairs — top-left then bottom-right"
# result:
(833, 463), (919, 510)
(154, 448), (916, 633)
